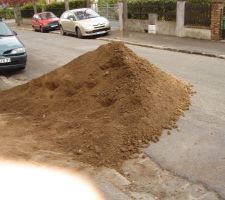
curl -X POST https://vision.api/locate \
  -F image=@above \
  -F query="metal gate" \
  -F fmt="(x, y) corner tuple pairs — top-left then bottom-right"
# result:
(222, 8), (225, 39)
(97, 4), (119, 21)
(97, 4), (119, 28)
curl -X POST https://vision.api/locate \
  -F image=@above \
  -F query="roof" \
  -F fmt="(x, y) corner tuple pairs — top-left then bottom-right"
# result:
(66, 8), (92, 12)
(36, 11), (54, 15)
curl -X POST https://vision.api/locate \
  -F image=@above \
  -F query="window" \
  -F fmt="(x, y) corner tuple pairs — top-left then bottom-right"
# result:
(0, 22), (13, 36)
(34, 14), (40, 20)
(74, 9), (99, 21)
(67, 13), (75, 20)
(61, 12), (68, 19)
(39, 12), (56, 20)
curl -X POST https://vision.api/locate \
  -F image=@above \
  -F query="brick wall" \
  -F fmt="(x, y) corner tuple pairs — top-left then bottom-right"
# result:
(211, 1), (224, 40)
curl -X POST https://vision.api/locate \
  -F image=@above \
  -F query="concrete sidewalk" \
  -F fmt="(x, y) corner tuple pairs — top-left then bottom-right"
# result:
(7, 19), (225, 59)
(100, 30), (225, 59)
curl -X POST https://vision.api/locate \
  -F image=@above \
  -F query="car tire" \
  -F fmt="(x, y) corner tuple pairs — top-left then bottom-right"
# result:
(60, 26), (65, 35)
(32, 25), (37, 32)
(76, 27), (83, 39)
(40, 26), (45, 33)
(104, 32), (109, 36)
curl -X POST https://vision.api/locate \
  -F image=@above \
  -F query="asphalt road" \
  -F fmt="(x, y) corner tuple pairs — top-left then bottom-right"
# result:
(2, 28), (225, 199)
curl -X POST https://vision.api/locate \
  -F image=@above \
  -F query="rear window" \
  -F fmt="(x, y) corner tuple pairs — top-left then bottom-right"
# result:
(0, 22), (13, 36)
(39, 12), (56, 20)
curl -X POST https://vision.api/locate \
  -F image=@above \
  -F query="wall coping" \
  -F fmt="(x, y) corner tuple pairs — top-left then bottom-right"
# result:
(184, 26), (210, 30)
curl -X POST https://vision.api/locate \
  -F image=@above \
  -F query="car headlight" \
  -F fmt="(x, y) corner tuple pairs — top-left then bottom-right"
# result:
(82, 24), (93, 30)
(11, 48), (26, 54)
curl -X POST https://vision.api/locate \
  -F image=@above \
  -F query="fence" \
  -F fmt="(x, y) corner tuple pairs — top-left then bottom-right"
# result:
(98, 4), (118, 20)
(184, 3), (211, 27)
(21, 9), (40, 18)
(128, 1), (176, 21)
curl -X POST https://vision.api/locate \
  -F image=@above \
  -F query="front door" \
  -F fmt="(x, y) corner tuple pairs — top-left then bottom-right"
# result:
(67, 13), (76, 33)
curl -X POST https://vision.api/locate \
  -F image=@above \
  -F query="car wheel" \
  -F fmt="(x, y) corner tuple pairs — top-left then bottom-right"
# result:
(32, 25), (36, 32)
(40, 26), (45, 33)
(60, 26), (65, 35)
(76, 27), (83, 39)
(104, 32), (109, 36)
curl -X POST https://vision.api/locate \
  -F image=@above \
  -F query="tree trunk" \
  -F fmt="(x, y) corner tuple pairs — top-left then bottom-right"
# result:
(86, 0), (91, 8)
(14, 4), (22, 26)
(123, 0), (127, 30)
(65, 0), (69, 11)
(33, 1), (38, 14)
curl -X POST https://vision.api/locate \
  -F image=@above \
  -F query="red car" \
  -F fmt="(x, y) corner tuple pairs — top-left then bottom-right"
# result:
(32, 12), (59, 32)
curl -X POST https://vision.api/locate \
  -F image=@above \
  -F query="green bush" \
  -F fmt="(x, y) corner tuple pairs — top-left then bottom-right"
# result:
(98, 0), (117, 5)
(69, 0), (86, 9)
(128, 0), (176, 21)
(21, 0), (86, 18)
(22, 3), (42, 10)
(0, 8), (14, 19)
(45, 0), (86, 10)
(44, 1), (86, 17)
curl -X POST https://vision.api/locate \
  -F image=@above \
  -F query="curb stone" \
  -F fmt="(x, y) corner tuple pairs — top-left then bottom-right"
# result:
(11, 26), (60, 35)
(98, 38), (225, 60)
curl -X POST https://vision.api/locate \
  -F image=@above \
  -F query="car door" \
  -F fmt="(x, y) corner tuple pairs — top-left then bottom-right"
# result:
(67, 12), (76, 33)
(60, 12), (70, 31)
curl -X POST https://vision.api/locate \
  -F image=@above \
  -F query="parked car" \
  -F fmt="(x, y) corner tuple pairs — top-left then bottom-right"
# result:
(0, 20), (27, 71)
(59, 8), (111, 38)
(32, 12), (59, 32)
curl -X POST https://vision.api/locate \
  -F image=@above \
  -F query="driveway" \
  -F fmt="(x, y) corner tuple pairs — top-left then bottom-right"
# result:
(1, 28), (225, 199)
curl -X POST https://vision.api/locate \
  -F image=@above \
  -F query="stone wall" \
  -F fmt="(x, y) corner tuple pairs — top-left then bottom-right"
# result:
(126, 19), (148, 32)
(126, 19), (176, 36)
(157, 21), (176, 36)
(184, 27), (211, 40)
(22, 18), (32, 25)
(126, 19), (211, 39)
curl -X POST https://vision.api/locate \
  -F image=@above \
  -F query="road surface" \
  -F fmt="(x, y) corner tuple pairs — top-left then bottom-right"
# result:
(1, 28), (225, 199)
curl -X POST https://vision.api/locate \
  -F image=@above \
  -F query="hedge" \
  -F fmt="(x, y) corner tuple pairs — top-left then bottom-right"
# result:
(21, 0), (86, 18)
(128, 0), (176, 21)
(0, 8), (14, 19)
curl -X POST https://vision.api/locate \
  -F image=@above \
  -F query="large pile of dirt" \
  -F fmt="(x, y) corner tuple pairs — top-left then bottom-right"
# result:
(0, 42), (191, 167)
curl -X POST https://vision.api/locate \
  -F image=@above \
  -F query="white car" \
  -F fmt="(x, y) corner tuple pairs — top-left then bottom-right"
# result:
(59, 8), (111, 38)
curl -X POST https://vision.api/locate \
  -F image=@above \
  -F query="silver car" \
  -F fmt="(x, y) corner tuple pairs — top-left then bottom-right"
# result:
(59, 8), (111, 38)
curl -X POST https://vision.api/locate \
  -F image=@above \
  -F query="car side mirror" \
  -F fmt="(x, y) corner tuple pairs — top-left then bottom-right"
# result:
(13, 31), (17, 35)
(69, 17), (75, 21)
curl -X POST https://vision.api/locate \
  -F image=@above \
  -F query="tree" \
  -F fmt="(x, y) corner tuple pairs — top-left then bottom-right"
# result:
(86, 0), (91, 7)
(33, 0), (37, 14)
(122, 0), (127, 29)
(0, 0), (37, 25)
(64, 0), (69, 11)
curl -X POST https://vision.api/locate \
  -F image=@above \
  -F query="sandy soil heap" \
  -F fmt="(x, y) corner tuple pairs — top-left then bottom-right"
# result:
(0, 42), (191, 167)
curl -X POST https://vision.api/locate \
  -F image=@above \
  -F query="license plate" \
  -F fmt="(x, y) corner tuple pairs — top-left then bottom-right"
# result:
(97, 31), (106, 35)
(0, 58), (11, 63)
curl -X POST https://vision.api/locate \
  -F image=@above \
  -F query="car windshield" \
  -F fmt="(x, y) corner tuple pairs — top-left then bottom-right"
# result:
(39, 12), (56, 20)
(74, 9), (100, 20)
(0, 22), (14, 36)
